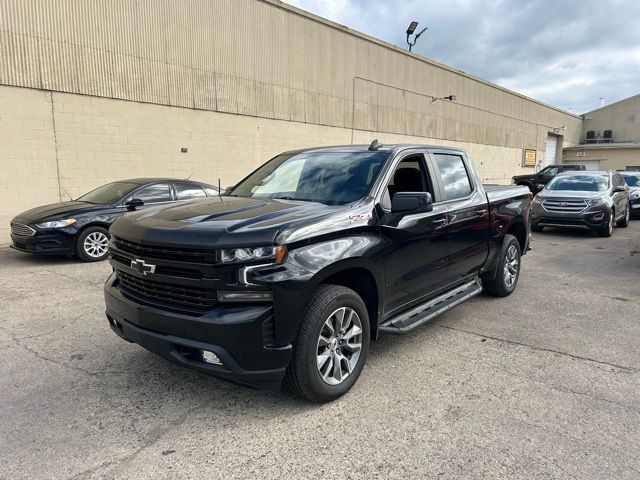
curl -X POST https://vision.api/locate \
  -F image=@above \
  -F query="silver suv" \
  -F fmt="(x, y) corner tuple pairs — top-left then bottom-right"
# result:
(531, 170), (630, 237)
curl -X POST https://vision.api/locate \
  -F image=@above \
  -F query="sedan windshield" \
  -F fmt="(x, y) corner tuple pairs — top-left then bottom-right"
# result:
(77, 182), (140, 204)
(546, 174), (609, 192)
(229, 151), (388, 205)
(621, 172), (640, 187)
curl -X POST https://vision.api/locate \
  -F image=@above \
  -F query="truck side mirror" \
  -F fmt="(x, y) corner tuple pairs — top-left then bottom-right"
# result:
(125, 198), (144, 211)
(391, 192), (433, 214)
(613, 185), (626, 193)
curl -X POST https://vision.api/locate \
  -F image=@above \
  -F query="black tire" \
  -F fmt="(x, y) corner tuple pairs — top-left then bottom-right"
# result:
(616, 203), (630, 228)
(531, 224), (544, 232)
(75, 226), (110, 262)
(284, 285), (370, 403)
(598, 210), (614, 237)
(482, 234), (521, 297)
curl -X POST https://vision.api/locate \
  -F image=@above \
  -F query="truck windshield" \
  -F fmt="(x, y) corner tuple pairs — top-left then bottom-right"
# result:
(546, 174), (609, 192)
(77, 182), (140, 204)
(229, 151), (388, 205)
(621, 173), (640, 187)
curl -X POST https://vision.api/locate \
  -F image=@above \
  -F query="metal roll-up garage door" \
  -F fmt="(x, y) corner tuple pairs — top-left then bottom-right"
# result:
(544, 135), (558, 166)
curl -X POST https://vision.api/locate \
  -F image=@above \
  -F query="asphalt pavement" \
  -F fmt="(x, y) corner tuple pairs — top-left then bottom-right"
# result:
(1, 223), (639, 479)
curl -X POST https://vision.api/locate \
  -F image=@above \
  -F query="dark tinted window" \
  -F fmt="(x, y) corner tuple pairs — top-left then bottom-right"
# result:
(230, 151), (387, 205)
(77, 182), (139, 204)
(133, 183), (172, 203)
(174, 182), (206, 200)
(433, 154), (473, 200)
(540, 166), (560, 177)
(621, 172), (640, 187)
(382, 155), (432, 209)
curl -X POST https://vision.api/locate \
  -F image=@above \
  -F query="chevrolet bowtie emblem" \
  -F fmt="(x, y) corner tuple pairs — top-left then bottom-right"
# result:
(131, 258), (156, 275)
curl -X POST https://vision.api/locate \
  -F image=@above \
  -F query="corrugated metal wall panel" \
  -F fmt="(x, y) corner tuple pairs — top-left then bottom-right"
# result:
(0, 0), (582, 149)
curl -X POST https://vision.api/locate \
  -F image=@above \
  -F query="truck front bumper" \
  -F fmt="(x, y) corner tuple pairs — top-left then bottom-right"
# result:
(104, 273), (291, 391)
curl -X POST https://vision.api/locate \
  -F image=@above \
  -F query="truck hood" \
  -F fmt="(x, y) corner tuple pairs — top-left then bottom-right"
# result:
(109, 196), (348, 249)
(512, 173), (536, 183)
(13, 201), (109, 222)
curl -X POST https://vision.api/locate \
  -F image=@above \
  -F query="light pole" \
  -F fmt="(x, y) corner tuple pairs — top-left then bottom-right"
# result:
(406, 21), (428, 52)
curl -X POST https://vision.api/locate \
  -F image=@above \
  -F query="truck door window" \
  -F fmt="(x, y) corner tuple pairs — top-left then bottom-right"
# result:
(433, 154), (473, 201)
(382, 154), (433, 209)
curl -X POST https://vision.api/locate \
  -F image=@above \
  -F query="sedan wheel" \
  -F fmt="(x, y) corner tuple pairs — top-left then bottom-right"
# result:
(76, 226), (111, 262)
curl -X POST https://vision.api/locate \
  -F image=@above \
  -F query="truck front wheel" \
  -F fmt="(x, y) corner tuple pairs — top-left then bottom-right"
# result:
(284, 285), (370, 403)
(482, 234), (521, 297)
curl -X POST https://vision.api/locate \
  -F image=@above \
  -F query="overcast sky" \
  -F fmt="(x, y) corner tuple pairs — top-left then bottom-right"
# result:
(287, 0), (640, 114)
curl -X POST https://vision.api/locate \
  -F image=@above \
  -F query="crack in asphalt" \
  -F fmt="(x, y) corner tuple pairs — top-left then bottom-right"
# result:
(437, 324), (639, 373)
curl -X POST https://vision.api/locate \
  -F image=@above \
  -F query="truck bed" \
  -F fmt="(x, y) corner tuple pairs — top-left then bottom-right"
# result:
(484, 184), (531, 203)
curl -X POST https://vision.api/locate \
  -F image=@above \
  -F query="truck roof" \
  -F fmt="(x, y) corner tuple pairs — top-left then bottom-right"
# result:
(281, 144), (467, 156)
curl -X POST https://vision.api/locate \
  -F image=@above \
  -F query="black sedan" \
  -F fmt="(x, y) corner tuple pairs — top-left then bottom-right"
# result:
(10, 178), (220, 261)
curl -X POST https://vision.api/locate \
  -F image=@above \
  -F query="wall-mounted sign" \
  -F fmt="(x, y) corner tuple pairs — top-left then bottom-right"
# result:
(522, 148), (536, 167)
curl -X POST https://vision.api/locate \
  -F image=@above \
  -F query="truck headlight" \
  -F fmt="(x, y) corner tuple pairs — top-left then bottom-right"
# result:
(35, 218), (77, 229)
(630, 191), (640, 199)
(220, 245), (287, 264)
(587, 198), (608, 207)
(532, 196), (543, 205)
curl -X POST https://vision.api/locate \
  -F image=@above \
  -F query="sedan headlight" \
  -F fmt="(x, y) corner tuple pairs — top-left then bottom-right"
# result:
(630, 190), (640, 199)
(587, 198), (608, 207)
(220, 245), (287, 264)
(35, 218), (77, 229)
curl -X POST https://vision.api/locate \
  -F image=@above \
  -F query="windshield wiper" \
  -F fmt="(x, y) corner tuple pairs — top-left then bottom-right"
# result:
(272, 196), (316, 202)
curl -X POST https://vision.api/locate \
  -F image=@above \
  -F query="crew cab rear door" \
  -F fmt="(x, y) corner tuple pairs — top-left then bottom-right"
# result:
(429, 150), (490, 283)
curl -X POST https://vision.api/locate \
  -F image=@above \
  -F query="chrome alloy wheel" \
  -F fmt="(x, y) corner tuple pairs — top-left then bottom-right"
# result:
(316, 307), (363, 385)
(83, 231), (109, 258)
(503, 244), (519, 288)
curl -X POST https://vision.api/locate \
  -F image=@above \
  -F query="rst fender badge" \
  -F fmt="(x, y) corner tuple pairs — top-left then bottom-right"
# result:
(349, 214), (372, 223)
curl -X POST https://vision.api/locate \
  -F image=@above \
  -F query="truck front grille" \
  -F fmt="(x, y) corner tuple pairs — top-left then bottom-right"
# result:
(115, 269), (217, 313)
(11, 223), (36, 236)
(542, 199), (588, 213)
(113, 237), (217, 263)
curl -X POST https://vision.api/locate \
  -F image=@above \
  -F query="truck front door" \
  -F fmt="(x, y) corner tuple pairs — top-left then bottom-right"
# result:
(380, 151), (450, 315)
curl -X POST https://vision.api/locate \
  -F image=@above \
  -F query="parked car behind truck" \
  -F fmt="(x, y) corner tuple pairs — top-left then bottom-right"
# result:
(513, 163), (586, 194)
(531, 170), (630, 236)
(10, 178), (221, 262)
(105, 143), (531, 402)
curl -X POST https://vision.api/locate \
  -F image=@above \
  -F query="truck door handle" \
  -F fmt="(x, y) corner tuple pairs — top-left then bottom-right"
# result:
(432, 218), (447, 226)
(476, 208), (488, 215)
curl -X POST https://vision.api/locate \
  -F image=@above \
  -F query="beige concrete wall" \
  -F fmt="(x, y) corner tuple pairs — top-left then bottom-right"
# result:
(0, 0), (582, 152)
(583, 95), (640, 143)
(0, 84), (541, 244)
(0, 86), (60, 243)
(562, 146), (640, 171)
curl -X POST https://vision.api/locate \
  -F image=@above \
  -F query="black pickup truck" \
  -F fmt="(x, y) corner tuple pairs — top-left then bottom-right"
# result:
(104, 143), (531, 402)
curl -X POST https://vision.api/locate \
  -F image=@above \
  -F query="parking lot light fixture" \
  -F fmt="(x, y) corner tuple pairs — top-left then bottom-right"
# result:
(406, 21), (428, 52)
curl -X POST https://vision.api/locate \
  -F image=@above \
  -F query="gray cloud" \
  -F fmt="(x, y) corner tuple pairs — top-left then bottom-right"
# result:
(287, 0), (640, 113)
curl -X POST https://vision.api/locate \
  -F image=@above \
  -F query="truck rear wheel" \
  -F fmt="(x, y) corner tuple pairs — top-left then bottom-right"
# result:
(482, 234), (521, 297)
(284, 285), (370, 403)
